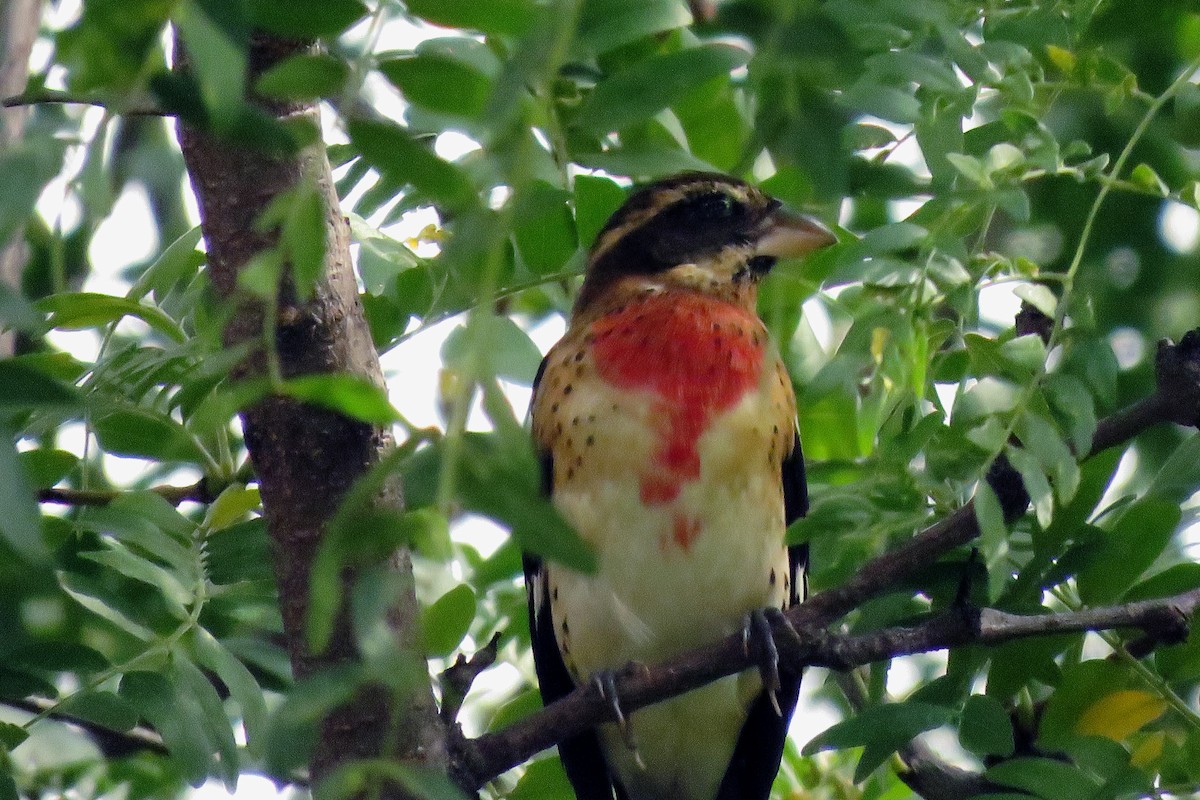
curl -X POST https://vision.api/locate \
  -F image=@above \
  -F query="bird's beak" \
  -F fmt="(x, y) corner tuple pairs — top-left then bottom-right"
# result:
(755, 209), (837, 260)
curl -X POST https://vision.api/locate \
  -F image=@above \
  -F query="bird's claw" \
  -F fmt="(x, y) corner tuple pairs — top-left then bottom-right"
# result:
(743, 607), (800, 716)
(593, 666), (642, 762)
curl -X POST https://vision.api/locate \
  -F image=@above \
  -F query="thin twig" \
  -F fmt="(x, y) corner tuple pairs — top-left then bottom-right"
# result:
(37, 480), (217, 507)
(6, 697), (167, 757)
(2, 89), (168, 116)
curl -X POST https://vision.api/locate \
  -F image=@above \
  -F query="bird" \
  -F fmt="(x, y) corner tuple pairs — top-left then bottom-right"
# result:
(524, 171), (836, 800)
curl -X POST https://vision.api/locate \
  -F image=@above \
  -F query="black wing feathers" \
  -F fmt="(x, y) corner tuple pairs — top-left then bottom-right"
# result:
(782, 429), (809, 603)
(716, 428), (808, 800)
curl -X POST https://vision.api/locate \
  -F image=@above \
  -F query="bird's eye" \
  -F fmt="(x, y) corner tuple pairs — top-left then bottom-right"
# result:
(688, 192), (741, 223)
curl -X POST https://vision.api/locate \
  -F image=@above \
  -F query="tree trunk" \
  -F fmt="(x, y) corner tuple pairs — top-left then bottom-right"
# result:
(0, 0), (41, 357)
(175, 34), (443, 792)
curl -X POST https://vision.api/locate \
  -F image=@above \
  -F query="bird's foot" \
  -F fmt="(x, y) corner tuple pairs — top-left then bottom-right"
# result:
(742, 607), (801, 716)
(592, 663), (646, 761)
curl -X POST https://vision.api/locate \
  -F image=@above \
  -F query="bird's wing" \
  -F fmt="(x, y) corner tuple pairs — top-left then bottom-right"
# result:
(716, 426), (807, 800)
(525, 355), (618, 800)
(783, 428), (809, 603)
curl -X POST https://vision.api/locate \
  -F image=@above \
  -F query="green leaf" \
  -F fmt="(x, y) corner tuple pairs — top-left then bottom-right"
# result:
(281, 373), (399, 425)
(247, 0), (367, 38)
(79, 545), (192, 619)
(283, 182), (327, 299)
(804, 701), (956, 781)
(256, 53), (348, 100)
(984, 758), (1098, 800)
(442, 316), (543, 386)
(0, 722), (28, 750)
(82, 492), (198, 579)
(92, 408), (209, 463)
(378, 55), (492, 118)
(575, 145), (716, 178)
(309, 506), (433, 652)
(56, 0), (172, 92)
(1037, 659), (1133, 748)
(1147, 432), (1200, 505)
(58, 691), (140, 732)
(1126, 563), (1200, 602)
(1045, 374), (1096, 454)
(205, 518), (274, 585)
(264, 668), (360, 776)
(172, 0), (248, 120)
(574, 174), (627, 248)
(509, 755), (576, 800)
(129, 227), (205, 302)
(347, 118), (476, 213)
(57, 571), (156, 640)
(1077, 497), (1180, 605)
(998, 334), (1047, 375)
(173, 655), (240, 787)
(974, 480), (1009, 599)
(405, 434), (596, 573)
(576, 0), (691, 55)
(1129, 163), (1169, 196)
(839, 79), (921, 123)
(1007, 445), (1053, 528)
(403, 0), (535, 37)
(574, 44), (750, 132)
(192, 628), (269, 757)
(422, 584), (477, 657)
(406, 507), (453, 562)
(513, 181), (578, 275)
(1017, 411), (1080, 505)
(120, 670), (213, 786)
(0, 422), (47, 564)
(954, 377), (1020, 422)
(1014, 283), (1057, 317)
(203, 484), (261, 532)
(0, 360), (82, 409)
(959, 694), (1015, 757)
(39, 292), (186, 343)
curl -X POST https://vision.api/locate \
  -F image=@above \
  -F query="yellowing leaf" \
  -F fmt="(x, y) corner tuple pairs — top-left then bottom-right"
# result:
(1130, 731), (1165, 768)
(1046, 45), (1076, 75)
(871, 327), (890, 365)
(1075, 690), (1167, 740)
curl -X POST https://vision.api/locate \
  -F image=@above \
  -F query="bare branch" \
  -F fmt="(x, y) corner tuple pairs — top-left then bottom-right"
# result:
(440, 633), (501, 726)
(1, 89), (168, 116)
(6, 697), (167, 758)
(37, 480), (216, 507)
(460, 588), (1200, 788)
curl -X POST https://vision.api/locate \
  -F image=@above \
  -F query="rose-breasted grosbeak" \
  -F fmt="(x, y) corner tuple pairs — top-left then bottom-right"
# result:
(525, 172), (835, 800)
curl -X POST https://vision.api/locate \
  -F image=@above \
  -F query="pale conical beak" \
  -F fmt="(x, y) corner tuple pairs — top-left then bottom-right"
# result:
(755, 209), (837, 259)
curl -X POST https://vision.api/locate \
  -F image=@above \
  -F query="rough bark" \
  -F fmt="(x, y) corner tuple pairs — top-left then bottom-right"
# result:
(0, 0), (41, 356)
(174, 34), (442, 791)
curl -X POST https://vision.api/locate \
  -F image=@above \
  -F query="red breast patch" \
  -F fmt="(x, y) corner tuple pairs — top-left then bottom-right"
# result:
(591, 292), (766, 517)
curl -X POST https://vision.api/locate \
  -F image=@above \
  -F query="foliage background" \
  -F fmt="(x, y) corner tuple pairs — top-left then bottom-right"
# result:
(2, 0), (1200, 798)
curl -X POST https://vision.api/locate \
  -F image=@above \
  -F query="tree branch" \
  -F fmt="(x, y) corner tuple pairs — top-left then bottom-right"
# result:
(37, 479), (217, 507)
(460, 588), (1200, 788)
(1, 89), (167, 116)
(5, 697), (167, 758)
(453, 330), (1200, 789)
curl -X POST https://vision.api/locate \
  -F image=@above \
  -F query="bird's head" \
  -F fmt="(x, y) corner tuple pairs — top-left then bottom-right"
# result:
(576, 172), (836, 312)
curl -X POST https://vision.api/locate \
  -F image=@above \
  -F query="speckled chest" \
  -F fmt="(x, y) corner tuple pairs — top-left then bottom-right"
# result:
(531, 288), (797, 515)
